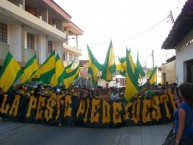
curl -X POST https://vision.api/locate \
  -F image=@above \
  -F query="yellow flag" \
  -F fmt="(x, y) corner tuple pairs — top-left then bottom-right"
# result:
(0, 52), (23, 92)
(149, 67), (157, 85)
(64, 65), (80, 89)
(50, 54), (65, 86)
(102, 40), (116, 82)
(87, 45), (102, 87)
(124, 49), (140, 101)
(20, 55), (38, 84)
(31, 51), (55, 84)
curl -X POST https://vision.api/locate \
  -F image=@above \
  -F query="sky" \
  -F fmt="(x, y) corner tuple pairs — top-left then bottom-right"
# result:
(54, 0), (186, 68)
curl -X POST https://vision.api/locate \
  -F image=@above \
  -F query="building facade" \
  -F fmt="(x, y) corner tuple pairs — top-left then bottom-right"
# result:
(161, 57), (176, 84)
(162, 0), (193, 84)
(0, 0), (83, 68)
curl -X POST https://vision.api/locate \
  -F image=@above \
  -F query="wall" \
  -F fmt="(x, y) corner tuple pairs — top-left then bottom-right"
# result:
(1, 0), (66, 41)
(38, 36), (47, 64)
(9, 24), (24, 62)
(161, 61), (176, 84)
(176, 30), (193, 84)
(54, 42), (63, 60)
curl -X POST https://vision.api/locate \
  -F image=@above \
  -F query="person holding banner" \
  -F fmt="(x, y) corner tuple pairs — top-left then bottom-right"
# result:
(0, 88), (5, 117)
(173, 82), (193, 145)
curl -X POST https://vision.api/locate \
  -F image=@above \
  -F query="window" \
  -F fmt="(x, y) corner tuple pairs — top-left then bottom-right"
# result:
(63, 53), (66, 61)
(48, 41), (53, 54)
(0, 23), (7, 43)
(27, 33), (35, 50)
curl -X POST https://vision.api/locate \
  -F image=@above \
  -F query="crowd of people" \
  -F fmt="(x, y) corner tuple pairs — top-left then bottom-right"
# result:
(0, 81), (178, 102)
(1, 81), (193, 144)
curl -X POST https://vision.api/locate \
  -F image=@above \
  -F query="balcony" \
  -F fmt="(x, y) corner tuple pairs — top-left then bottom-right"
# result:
(0, 43), (9, 61)
(24, 49), (36, 63)
(0, 0), (66, 42)
(63, 44), (81, 56)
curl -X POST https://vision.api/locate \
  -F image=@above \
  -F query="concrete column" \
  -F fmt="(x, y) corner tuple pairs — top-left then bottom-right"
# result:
(66, 52), (70, 62)
(9, 24), (24, 63)
(54, 42), (63, 60)
(52, 19), (64, 31)
(42, 8), (48, 23)
(11, 0), (25, 9)
(38, 36), (48, 64)
(65, 28), (69, 45)
(21, 25), (25, 62)
(76, 35), (78, 49)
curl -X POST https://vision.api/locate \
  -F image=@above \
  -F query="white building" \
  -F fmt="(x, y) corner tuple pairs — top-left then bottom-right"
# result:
(0, 0), (83, 68)
(162, 0), (193, 84)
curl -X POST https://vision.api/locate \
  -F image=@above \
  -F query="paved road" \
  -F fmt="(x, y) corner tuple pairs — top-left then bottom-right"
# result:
(0, 119), (173, 145)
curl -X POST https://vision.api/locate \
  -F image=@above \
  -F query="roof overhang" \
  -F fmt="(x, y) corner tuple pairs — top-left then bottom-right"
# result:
(64, 22), (83, 35)
(162, 0), (193, 50)
(43, 0), (72, 21)
(23, 0), (71, 22)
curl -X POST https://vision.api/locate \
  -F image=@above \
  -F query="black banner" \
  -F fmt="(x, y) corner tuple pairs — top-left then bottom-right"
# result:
(0, 91), (176, 128)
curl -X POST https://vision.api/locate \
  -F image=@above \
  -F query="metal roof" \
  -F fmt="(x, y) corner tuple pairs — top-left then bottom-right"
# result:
(162, 0), (193, 49)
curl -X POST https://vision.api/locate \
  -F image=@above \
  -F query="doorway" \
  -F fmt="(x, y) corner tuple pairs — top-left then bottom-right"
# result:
(186, 59), (193, 83)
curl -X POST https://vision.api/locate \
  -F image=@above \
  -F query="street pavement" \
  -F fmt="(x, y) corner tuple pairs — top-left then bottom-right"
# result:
(119, 123), (173, 145)
(0, 119), (173, 145)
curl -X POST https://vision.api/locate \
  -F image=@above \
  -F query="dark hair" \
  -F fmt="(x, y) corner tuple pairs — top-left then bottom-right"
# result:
(175, 86), (181, 102)
(179, 82), (193, 108)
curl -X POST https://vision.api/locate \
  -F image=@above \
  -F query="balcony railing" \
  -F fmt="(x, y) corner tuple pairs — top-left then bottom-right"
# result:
(24, 49), (36, 62)
(63, 44), (81, 56)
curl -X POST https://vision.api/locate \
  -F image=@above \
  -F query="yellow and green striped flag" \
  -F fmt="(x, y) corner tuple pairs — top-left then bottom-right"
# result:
(65, 59), (74, 73)
(50, 54), (65, 87)
(148, 66), (157, 85)
(134, 52), (145, 79)
(124, 49), (140, 101)
(87, 45), (102, 87)
(116, 57), (126, 76)
(64, 65), (80, 89)
(0, 52), (23, 92)
(20, 54), (38, 84)
(31, 51), (55, 84)
(102, 40), (116, 82)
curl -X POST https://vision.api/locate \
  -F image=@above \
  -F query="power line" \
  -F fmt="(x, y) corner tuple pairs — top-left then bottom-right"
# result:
(116, 15), (171, 43)
(89, 13), (171, 46)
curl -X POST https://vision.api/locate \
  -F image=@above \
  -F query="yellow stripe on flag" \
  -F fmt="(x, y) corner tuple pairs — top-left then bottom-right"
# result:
(0, 52), (22, 92)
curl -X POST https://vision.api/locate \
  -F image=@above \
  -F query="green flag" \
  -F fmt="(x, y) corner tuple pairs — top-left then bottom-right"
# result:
(31, 50), (55, 84)
(135, 52), (145, 78)
(64, 65), (80, 89)
(0, 52), (23, 92)
(124, 49), (140, 101)
(20, 54), (39, 84)
(87, 45), (102, 87)
(65, 59), (74, 73)
(102, 40), (116, 82)
(116, 57), (126, 77)
(148, 66), (157, 85)
(50, 54), (65, 87)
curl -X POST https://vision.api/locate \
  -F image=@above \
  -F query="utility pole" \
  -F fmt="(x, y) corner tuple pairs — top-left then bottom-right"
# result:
(166, 11), (175, 62)
(169, 11), (174, 23)
(152, 50), (154, 69)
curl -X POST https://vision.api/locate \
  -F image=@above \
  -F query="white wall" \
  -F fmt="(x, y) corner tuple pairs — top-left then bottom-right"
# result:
(157, 70), (162, 84)
(176, 31), (193, 84)
(9, 24), (24, 62)
(1, 0), (66, 41)
(54, 43), (63, 60)
(38, 36), (48, 64)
